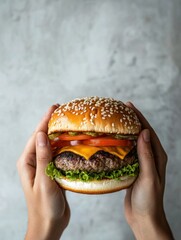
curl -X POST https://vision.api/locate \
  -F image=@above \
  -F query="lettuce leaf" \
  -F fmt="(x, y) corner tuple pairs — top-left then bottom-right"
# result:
(45, 161), (139, 182)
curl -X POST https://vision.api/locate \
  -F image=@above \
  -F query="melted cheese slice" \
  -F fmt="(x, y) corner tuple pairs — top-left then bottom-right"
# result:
(55, 145), (133, 160)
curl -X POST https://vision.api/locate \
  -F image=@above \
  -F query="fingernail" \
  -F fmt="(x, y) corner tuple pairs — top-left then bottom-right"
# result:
(37, 132), (47, 147)
(126, 101), (134, 107)
(143, 129), (150, 142)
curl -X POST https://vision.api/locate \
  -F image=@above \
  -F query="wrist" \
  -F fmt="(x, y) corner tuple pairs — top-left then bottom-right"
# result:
(130, 214), (174, 240)
(25, 218), (65, 240)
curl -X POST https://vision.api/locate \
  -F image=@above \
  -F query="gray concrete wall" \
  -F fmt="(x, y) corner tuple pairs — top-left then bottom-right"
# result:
(0, 0), (180, 239)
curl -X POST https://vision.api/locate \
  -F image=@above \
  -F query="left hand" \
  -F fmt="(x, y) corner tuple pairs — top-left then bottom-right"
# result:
(17, 105), (70, 240)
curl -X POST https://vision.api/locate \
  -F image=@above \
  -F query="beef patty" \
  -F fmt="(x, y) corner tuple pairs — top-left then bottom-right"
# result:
(54, 147), (137, 172)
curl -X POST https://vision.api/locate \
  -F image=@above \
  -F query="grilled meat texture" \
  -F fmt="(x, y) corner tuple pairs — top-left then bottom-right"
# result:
(54, 148), (137, 172)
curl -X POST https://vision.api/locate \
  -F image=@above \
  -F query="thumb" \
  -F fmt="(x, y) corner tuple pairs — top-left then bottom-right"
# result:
(35, 131), (52, 183)
(137, 129), (157, 179)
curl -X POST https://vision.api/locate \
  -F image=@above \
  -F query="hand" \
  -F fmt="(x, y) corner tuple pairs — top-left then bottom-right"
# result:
(17, 105), (70, 240)
(124, 102), (174, 240)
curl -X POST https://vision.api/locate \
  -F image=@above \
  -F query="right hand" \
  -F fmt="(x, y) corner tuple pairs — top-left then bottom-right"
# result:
(124, 102), (174, 240)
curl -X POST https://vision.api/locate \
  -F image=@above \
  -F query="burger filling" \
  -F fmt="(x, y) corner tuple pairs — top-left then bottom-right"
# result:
(46, 132), (139, 181)
(55, 148), (136, 172)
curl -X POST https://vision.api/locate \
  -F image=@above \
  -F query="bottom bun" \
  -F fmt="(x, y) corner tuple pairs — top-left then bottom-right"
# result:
(55, 175), (137, 194)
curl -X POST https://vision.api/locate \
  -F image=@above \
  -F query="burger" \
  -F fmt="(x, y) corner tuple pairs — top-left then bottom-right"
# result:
(46, 96), (141, 194)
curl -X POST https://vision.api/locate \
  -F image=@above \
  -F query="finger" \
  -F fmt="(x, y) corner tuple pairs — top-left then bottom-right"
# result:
(61, 190), (70, 211)
(21, 105), (58, 161)
(34, 132), (53, 185)
(17, 153), (36, 189)
(124, 187), (132, 213)
(17, 105), (59, 189)
(60, 190), (71, 227)
(126, 102), (165, 155)
(137, 129), (157, 179)
(35, 104), (59, 133)
(126, 102), (167, 180)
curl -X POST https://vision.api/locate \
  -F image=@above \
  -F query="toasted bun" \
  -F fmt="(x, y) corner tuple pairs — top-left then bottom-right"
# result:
(48, 96), (141, 135)
(55, 175), (137, 194)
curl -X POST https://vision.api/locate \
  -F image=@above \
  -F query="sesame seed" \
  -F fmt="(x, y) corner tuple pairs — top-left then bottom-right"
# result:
(53, 97), (139, 132)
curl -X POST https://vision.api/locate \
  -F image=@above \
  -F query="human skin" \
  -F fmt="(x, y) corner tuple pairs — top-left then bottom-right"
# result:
(124, 102), (174, 240)
(17, 105), (70, 240)
(17, 102), (174, 240)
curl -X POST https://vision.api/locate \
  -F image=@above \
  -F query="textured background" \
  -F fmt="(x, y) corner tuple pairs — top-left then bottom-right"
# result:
(0, 0), (181, 239)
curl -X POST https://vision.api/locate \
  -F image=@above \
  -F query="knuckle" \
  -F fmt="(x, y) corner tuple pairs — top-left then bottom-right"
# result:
(37, 153), (51, 163)
(163, 151), (168, 161)
(161, 150), (168, 165)
(31, 130), (37, 138)
(143, 150), (154, 160)
(16, 157), (24, 171)
(38, 155), (49, 162)
(142, 175), (159, 188)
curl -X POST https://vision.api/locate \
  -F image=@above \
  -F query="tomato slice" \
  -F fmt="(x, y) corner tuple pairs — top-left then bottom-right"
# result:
(54, 133), (94, 141)
(50, 140), (81, 148)
(50, 135), (134, 149)
(82, 138), (134, 147)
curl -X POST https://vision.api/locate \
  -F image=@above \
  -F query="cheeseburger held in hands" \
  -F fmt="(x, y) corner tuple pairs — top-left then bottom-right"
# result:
(46, 97), (141, 194)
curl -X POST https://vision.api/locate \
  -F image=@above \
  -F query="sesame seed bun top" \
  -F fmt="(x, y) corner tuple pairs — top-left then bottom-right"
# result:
(48, 96), (141, 135)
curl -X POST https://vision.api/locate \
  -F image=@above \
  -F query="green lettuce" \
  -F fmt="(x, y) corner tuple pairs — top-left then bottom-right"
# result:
(46, 161), (139, 182)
